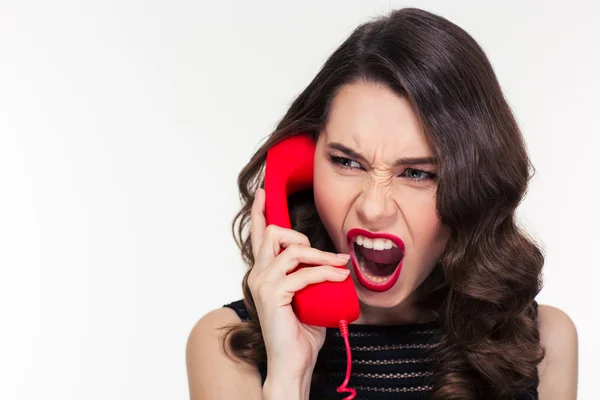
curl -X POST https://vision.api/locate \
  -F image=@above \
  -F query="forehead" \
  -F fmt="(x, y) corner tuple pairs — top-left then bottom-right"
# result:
(323, 81), (432, 157)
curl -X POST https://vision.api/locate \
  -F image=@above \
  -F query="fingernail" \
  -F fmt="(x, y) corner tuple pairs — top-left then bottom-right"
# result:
(337, 253), (350, 259)
(337, 268), (350, 275)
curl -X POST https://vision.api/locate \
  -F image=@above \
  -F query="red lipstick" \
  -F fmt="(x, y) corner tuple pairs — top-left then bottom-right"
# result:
(347, 228), (405, 292)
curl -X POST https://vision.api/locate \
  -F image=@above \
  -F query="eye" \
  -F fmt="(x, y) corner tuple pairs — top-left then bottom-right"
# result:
(402, 168), (437, 181)
(329, 154), (362, 170)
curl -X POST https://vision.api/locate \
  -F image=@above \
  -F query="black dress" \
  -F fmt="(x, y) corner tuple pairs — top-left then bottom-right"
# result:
(223, 299), (538, 399)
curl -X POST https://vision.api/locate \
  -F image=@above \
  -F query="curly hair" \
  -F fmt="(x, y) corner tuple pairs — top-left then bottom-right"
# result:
(220, 7), (545, 399)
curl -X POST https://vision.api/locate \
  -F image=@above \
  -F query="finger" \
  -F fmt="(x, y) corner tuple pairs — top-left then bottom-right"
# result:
(250, 188), (267, 260)
(263, 244), (350, 278)
(282, 265), (351, 293)
(254, 226), (311, 275)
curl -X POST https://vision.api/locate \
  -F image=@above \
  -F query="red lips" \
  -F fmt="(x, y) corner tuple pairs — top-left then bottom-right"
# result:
(347, 228), (405, 292)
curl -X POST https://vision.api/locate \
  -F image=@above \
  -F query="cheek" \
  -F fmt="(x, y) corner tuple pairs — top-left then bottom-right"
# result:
(404, 195), (449, 261)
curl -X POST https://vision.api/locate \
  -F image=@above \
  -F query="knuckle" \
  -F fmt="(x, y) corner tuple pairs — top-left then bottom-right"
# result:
(263, 224), (278, 239)
(300, 234), (310, 246)
(284, 244), (303, 259)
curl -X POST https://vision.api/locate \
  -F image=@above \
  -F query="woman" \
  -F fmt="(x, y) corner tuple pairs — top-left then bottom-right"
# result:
(186, 8), (577, 399)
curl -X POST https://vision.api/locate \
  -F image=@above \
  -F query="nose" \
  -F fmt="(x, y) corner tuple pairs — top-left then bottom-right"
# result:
(356, 185), (398, 230)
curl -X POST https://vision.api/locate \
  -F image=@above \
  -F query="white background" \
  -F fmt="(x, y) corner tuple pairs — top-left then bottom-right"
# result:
(1, 1), (598, 399)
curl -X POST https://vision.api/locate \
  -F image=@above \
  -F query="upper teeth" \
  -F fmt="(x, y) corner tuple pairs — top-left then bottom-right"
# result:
(354, 235), (397, 250)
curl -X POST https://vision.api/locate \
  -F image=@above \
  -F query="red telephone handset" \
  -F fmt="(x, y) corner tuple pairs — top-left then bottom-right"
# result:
(263, 133), (359, 399)
(263, 134), (360, 327)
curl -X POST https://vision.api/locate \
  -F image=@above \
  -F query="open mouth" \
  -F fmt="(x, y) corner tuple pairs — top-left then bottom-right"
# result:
(348, 228), (405, 292)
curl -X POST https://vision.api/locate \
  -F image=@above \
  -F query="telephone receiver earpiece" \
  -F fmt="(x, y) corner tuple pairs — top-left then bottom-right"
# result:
(263, 134), (360, 328)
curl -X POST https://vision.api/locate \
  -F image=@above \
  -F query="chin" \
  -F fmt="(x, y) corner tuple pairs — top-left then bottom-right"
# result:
(352, 275), (412, 309)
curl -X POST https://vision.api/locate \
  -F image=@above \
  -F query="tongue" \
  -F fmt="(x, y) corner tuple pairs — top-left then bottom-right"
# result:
(364, 259), (396, 277)
(358, 246), (403, 264)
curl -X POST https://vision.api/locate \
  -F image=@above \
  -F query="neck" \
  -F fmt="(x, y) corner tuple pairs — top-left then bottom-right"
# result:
(353, 293), (436, 326)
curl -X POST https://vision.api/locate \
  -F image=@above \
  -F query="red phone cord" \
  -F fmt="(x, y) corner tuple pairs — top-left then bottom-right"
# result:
(336, 320), (356, 399)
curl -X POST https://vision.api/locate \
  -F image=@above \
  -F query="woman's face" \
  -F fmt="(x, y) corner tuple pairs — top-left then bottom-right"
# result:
(313, 81), (450, 311)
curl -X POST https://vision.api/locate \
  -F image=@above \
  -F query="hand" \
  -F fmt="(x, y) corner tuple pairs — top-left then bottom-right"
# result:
(247, 188), (351, 383)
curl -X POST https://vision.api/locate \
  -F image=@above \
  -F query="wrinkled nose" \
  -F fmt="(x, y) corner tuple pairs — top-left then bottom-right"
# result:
(356, 185), (397, 230)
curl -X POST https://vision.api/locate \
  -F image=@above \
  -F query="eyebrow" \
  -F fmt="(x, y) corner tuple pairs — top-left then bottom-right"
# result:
(327, 142), (438, 166)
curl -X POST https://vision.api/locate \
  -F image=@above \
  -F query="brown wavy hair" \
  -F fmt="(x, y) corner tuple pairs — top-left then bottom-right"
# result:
(221, 7), (545, 399)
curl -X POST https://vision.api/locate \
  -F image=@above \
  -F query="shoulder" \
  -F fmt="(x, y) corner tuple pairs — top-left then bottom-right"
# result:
(187, 306), (242, 344)
(536, 304), (578, 399)
(185, 306), (262, 399)
(187, 300), (250, 349)
(185, 306), (244, 375)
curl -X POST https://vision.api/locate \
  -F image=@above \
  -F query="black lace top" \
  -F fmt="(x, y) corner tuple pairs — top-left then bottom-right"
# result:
(223, 299), (538, 399)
